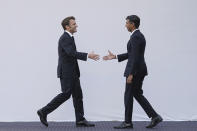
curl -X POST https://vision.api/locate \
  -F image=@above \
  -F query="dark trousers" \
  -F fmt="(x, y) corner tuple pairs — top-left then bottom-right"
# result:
(41, 76), (85, 122)
(124, 75), (157, 123)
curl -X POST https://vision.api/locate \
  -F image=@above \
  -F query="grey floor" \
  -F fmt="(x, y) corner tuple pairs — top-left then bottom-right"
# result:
(0, 121), (196, 131)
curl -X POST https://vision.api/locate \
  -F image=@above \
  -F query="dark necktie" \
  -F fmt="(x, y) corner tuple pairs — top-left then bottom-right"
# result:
(71, 36), (77, 50)
(71, 36), (75, 41)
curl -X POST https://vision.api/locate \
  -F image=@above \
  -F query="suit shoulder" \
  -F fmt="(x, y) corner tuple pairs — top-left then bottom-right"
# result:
(131, 34), (145, 47)
(138, 31), (145, 38)
(134, 31), (145, 40)
(131, 33), (141, 41)
(133, 30), (142, 36)
(59, 33), (71, 42)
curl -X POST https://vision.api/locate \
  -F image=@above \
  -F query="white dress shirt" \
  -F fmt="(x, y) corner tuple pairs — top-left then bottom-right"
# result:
(65, 30), (73, 37)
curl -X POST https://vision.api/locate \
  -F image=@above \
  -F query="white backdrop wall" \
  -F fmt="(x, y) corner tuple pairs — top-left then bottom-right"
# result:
(0, 0), (197, 121)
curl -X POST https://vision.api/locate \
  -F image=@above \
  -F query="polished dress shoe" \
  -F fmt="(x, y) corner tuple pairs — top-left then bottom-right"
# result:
(114, 122), (133, 129)
(37, 109), (48, 127)
(146, 115), (163, 128)
(76, 119), (95, 127)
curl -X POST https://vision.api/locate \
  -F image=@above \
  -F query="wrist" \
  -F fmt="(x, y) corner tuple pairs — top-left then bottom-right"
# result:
(88, 54), (91, 58)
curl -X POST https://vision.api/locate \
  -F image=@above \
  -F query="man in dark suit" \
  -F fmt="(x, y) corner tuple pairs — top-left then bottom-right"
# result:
(103, 15), (163, 129)
(37, 16), (99, 127)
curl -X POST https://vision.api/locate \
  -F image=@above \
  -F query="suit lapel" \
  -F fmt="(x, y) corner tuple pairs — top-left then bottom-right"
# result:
(64, 32), (77, 50)
(72, 37), (77, 50)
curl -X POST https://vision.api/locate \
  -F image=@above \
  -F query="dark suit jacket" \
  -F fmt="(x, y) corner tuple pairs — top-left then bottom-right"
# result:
(57, 32), (88, 78)
(117, 30), (148, 77)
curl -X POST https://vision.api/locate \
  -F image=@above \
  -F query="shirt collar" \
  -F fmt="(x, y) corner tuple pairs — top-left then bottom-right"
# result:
(65, 30), (73, 37)
(130, 29), (139, 36)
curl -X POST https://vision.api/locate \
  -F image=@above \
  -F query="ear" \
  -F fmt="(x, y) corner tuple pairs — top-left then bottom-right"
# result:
(65, 25), (69, 30)
(131, 22), (135, 26)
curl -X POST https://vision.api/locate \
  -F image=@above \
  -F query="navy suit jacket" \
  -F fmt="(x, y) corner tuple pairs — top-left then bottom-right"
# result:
(117, 30), (148, 77)
(57, 32), (87, 78)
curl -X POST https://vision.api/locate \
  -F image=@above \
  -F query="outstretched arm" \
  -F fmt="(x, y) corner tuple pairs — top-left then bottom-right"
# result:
(60, 38), (99, 61)
(117, 53), (128, 62)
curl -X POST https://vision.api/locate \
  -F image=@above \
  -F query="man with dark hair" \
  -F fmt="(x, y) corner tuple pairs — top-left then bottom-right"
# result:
(37, 16), (99, 127)
(61, 16), (76, 30)
(103, 15), (163, 129)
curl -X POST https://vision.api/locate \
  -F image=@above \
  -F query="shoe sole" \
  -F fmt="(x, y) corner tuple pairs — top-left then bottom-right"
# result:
(76, 124), (95, 127)
(114, 126), (133, 129)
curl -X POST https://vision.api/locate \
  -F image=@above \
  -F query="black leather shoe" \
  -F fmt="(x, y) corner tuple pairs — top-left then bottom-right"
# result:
(76, 119), (95, 127)
(37, 109), (48, 127)
(146, 115), (163, 128)
(114, 122), (133, 129)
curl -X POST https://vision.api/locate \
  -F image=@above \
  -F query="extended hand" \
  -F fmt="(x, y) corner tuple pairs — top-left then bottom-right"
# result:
(103, 50), (116, 60)
(88, 51), (100, 61)
(127, 74), (133, 84)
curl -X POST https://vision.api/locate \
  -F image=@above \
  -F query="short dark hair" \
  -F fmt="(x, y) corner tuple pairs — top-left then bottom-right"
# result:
(126, 15), (140, 28)
(61, 16), (75, 30)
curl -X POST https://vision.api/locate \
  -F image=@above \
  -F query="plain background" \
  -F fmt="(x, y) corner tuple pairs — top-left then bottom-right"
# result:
(0, 0), (197, 121)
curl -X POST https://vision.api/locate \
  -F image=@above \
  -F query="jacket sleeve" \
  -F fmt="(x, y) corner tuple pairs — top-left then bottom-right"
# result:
(127, 36), (141, 75)
(117, 53), (128, 62)
(60, 38), (88, 61)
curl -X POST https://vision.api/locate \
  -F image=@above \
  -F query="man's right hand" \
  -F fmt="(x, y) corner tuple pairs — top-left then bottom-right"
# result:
(103, 50), (116, 60)
(88, 51), (100, 61)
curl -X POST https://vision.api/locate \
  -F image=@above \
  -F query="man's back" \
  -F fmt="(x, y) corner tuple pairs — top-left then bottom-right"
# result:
(124, 30), (148, 77)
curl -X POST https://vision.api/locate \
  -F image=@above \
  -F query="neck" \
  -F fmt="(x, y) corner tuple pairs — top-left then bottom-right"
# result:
(66, 30), (73, 35)
(131, 28), (137, 32)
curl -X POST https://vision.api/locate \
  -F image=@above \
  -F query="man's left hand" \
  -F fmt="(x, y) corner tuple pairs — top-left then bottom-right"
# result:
(127, 74), (133, 84)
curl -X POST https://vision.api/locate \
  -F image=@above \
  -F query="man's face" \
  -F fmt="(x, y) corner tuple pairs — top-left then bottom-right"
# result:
(66, 19), (78, 34)
(125, 19), (134, 32)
